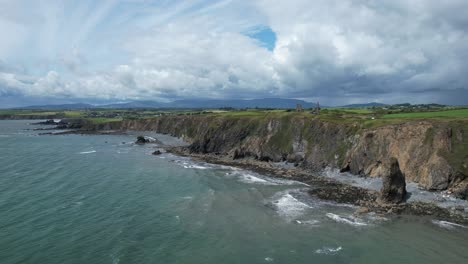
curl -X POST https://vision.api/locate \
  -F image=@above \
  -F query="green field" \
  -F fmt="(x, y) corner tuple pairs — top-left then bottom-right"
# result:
(338, 108), (374, 114)
(87, 117), (123, 124)
(1, 107), (467, 127)
(382, 109), (468, 119)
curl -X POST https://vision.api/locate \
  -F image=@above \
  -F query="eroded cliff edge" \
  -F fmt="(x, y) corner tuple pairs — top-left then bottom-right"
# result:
(88, 115), (467, 192)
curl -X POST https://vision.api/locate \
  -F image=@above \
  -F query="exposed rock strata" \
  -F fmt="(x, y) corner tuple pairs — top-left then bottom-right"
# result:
(77, 115), (467, 191)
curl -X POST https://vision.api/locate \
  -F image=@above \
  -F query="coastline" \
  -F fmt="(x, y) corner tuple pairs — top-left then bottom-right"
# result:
(164, 146), (468, 224)
(27, 121), (468, 224)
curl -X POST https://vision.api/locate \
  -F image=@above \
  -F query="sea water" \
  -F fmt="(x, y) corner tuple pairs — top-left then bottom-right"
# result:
(0, 120), (467, 264)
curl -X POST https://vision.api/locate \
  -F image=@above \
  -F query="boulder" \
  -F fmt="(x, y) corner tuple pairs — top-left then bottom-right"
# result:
(453, 184), (468, 200)
(135, 136), (148, 144)
(152, 150), (162, 155)
(38, 119), (57, 125)
(378, 157), (407, 204)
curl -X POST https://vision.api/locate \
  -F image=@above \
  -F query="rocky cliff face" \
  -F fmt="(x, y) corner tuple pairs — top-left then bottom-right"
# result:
(342, 121), (467, 190)
(90, 115), (467, 191)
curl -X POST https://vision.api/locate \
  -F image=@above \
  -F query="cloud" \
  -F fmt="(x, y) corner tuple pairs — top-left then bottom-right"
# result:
(260, 0), (468, 102)
(0, 0), (467, 105)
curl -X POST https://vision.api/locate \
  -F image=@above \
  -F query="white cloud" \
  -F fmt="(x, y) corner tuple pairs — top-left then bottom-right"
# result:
(0, 0), (467, 105)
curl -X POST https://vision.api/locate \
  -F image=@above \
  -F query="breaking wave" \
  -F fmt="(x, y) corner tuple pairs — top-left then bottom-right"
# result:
(315, 246), (343, 255)
(431, 220), (466, 230)
(79, 150), (97, 154)
(326, 213), (368, 227)
(270, 191), (312, 221)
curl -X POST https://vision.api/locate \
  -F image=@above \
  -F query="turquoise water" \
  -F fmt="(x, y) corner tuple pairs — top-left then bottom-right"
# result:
(0, 120), (467, 264)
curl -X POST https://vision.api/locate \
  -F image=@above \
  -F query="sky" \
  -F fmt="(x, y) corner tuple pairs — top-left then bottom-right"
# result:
(0, 0), (468, 107)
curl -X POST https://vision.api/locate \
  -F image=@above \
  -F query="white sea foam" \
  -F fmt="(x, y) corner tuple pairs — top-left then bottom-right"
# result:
(302, 219), (321, 225)
(431, 220), (466, 230)
(273, 192), (312, 220)
(183, 164), (210, 170)
(239, 173), (271, 184)
(264, 257), (274, 262)
(326, 213), (368, 227)
(79, 150), (97, 154)
(322, 167), (468, 212)
(315, 246), (343, 255)
(365, 212), (389, 222)
(231, 170), (304, 186)
(173, 159), (213, 170)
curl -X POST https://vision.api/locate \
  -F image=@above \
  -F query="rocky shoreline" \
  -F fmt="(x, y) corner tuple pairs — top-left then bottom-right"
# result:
(31, 119), (468, 224)
(165, 146), (468, 224)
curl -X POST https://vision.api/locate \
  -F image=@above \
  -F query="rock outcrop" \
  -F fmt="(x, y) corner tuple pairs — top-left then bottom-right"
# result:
(135, 136), (148, 144)
(33, 119), (58, 125)
(341, 123), (465, 190)
(82, 115), (467, 192)
(377, 158), (407, 204)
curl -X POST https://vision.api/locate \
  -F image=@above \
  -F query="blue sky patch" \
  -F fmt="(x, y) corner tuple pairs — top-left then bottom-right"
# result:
(246, 27), (276, 51)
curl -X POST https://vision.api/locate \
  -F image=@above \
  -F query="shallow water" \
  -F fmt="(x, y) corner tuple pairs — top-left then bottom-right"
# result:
(1, 120), (467, 264)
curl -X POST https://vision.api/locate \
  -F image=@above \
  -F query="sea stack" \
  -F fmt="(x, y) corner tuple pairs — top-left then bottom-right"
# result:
(378, 157), (407, 204)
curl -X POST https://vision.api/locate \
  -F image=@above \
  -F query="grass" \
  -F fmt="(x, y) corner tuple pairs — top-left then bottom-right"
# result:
(63, 111), (85, 117)
(382, 109), (468, 119)
(215, 110), (276, 117)
(87, 117), (122, 124)
(336, 108), (374, 114)
(2, 107), (467, 130)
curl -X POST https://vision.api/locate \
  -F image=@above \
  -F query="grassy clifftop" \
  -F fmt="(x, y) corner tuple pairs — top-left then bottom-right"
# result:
(113, 113), (467, 191)
(2, 107), (467, 190)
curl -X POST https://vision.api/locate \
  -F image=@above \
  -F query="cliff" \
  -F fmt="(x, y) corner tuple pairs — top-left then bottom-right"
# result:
(88, 114), (468, 191)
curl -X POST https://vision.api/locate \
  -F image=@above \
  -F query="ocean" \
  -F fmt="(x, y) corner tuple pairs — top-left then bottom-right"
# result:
(0, 120), (467, 264)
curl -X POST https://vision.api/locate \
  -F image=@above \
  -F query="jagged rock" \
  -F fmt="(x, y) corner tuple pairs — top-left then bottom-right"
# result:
(340, 161), (351, 173)
(286, 153), (304, 164)
(453, 184), (468, 200)
(95, 116), (463, 192)
(34, 119), (57, 125)
(135, 136), (148, 144)
(355, 207), (370, 215)
(152, 150), (162, 155)
(378, 157), (407, 204)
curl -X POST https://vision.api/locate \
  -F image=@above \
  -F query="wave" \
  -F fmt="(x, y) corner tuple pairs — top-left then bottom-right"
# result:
(229, 170), (304, 186)
(79, 150), (97, 154)
(272, 191), (312, 220)
(431, 220), (466, 230)
(172, 159), (213, 170)
(295, 219), (320, 226)
(326, 213), (368, 227)
(238, 173), (271, 184)
(183, 164), (210, 170)
(315, 246), (343, 255)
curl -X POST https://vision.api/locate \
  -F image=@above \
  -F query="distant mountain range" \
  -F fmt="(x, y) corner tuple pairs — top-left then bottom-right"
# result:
(18, 103), (96, 110)
(15, 99), (388, 110)
(340, 102), (388, 108)
(17, 98), (320, 110)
